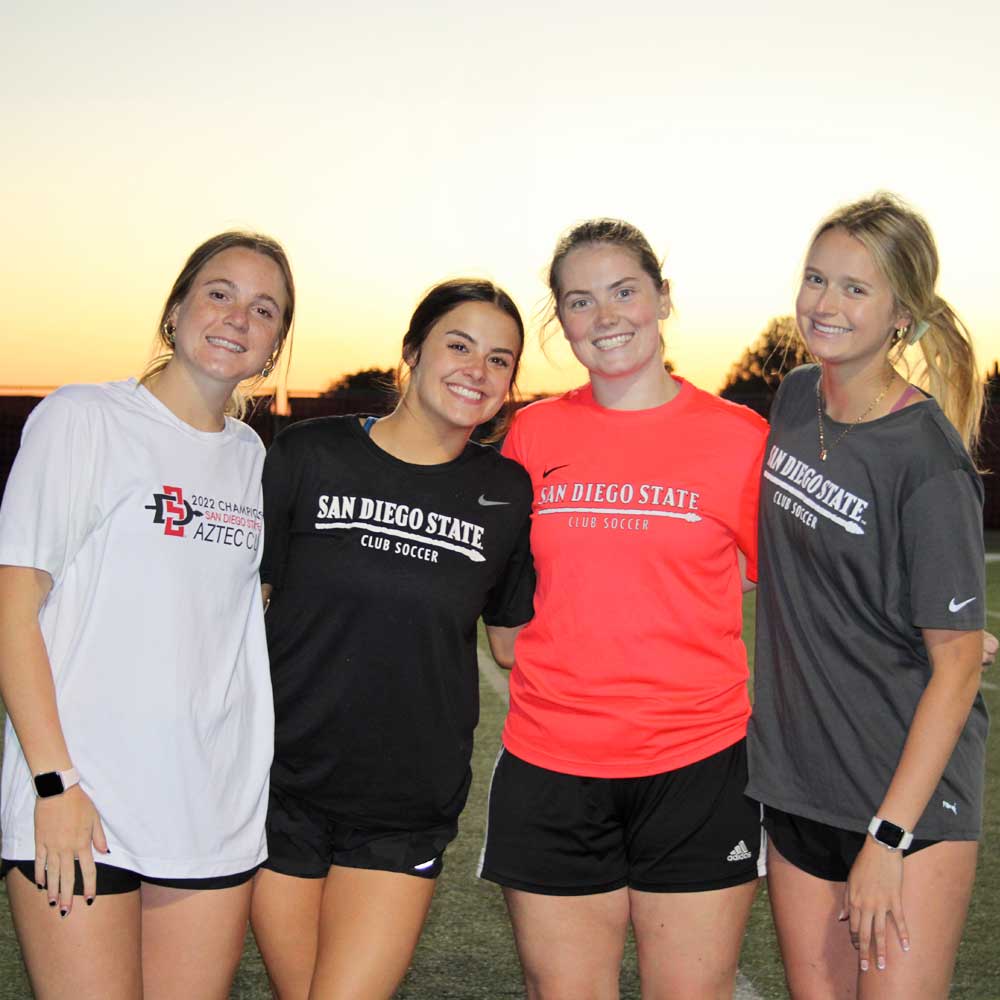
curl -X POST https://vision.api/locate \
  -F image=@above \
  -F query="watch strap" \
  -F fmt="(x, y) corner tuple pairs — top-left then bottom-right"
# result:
(867, 815), (914, 851)
(33, 767), (81, 798)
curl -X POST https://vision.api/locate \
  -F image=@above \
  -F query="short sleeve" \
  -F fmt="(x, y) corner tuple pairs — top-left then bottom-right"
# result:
(903, 468), (985, 630)
(500, 411), (524, 467)
(482, 513), (535, 627)
(260, 429), (302, 589)
(735, 430), (766, 581)
(0, 393), (100, 583)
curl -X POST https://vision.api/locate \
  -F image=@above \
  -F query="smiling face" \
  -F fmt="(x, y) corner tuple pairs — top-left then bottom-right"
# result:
(556, 243), (670, 386)
(166, 246), (288, 391)
(797, 226), (909, 377)
(404, 300), (521, 432)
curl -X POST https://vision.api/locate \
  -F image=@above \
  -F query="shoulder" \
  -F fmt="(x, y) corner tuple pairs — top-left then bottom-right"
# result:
(775, 364), (818, 403)
(226, 417), (265, 452)
(270, 414), (356, 453)
(902, 399), (979, 483)
(23, 382), (126, 434)
(467, 442), (533, 502)
(680, 378), (769, 443)
(509, 387), (589, 431)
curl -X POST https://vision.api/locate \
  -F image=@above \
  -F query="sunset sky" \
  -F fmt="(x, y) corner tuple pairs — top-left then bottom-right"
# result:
(3, 1), (998, 398)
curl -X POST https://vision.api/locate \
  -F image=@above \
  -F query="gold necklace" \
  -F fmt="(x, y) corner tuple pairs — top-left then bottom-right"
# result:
(816, 369), (896, 462)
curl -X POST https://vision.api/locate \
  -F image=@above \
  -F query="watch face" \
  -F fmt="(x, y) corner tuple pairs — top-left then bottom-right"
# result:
(874, 819), (905, 849)
(34, 772), (64, 797)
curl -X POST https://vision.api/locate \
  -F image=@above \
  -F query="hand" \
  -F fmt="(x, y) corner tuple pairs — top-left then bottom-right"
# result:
(982, 631), (997, 669)
(34, 785), (109, 916)
(840, 837), (910, 972)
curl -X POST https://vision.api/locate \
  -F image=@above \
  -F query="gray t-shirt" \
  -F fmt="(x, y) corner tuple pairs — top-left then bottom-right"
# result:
(746, 365), (988, 840)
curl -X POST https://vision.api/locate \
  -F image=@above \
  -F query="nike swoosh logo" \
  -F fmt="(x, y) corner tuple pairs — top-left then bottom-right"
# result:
(542, 464), (570, 478)
(948, 596), (977, 613)
(478, 495), (510, 506)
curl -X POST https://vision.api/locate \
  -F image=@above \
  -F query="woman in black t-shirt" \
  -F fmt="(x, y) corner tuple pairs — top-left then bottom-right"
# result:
(250, 279), (535, 1000)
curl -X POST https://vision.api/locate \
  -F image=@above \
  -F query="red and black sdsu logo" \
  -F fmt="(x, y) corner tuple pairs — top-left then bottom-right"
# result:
(144, 485), (202, 537)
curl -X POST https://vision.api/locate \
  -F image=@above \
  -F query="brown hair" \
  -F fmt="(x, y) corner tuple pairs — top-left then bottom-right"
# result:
(809, 193), (982, 453)
(142, 231), (296, 419)
(398, 278), (524, 441)
(542, 218), (668, 346)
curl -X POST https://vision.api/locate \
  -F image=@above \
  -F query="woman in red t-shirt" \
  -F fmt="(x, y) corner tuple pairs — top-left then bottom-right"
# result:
(479, 218), (768, 998)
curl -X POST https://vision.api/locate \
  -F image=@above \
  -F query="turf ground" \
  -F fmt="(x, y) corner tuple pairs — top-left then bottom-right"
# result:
(2, 568), (999, 998)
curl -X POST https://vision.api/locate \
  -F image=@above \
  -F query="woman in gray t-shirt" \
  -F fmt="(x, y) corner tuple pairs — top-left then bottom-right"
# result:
(746, 193), (986, 998)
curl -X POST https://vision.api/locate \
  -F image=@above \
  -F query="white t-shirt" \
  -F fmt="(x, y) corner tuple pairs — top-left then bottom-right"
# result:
(0, 380), (273, 877)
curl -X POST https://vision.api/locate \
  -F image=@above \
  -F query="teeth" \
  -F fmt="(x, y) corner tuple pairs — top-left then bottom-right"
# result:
(448, 384), (484, 401)
(206, 337), (246, 353)
(812, 322), (851, 335)
(594, 332), (632, 350)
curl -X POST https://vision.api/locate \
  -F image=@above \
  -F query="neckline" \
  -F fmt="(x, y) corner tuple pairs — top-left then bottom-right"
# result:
(348, 414), (476, 474)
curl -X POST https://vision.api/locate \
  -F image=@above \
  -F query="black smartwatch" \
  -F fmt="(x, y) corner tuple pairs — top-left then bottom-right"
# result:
(867, 816), (913, 851)
(33, 767), (80, 798)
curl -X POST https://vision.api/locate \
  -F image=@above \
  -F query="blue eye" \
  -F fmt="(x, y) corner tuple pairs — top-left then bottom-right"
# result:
(616, 287), (634, 300)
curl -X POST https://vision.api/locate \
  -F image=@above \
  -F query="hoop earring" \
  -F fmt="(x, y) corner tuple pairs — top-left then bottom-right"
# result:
(163, 322), (176, 347)
(261, 358), (275, 378)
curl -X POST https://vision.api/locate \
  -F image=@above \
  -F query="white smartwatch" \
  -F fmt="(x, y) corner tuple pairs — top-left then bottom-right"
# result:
(867, 815), (913, 851)
(33, 767), (81, 798)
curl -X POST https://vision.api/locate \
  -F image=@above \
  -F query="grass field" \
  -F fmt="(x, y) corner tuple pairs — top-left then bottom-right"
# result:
(2, 571), (999, 998)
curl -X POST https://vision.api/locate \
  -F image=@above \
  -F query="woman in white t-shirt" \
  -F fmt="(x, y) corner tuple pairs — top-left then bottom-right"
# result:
(0, 232), (294, 999)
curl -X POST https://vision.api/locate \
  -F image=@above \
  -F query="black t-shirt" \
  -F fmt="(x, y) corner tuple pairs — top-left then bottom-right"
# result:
(261, 416), (535, 831)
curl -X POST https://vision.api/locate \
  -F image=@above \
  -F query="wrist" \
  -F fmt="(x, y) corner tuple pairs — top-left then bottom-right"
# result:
(33, 766), (80, 798)
(867, 815), (914, 851)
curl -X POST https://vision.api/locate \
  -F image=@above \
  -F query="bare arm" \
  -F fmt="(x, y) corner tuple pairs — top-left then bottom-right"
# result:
(261, 582), (273, 611)
(737, 550), (756, 593)
(0, 565), (108, 913)
(486, 625), (524, 670)
(844, 627), (983, 971)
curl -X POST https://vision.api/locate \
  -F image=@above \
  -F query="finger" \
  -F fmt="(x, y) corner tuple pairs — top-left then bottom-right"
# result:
(891, 906), (911, 953)
(91, 815), (109, 855)
(858, 914), (873, 972)
(33, 850), (47, 892)
(58, 852), (75, 917)
(874, 911), (887, 971)
(78, 847), (97, 907)
(838, 884), (849, 922)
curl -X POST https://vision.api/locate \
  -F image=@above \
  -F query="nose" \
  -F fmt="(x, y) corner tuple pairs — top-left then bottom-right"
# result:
(814, 284), (838, 315)
(462, 353), (488, 381)
(225, 304), (250, 332)
(595, 300), (619, 329)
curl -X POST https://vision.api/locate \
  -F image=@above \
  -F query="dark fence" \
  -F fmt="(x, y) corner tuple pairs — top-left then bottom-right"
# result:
(4, 386), (1000, 528)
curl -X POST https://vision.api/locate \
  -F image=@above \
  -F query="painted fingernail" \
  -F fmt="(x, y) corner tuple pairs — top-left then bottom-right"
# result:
(902, 940), (911, 952)
(878, 958), (885, 970)
(36, 882), (44, 890)
(86, 897), (94, 906)
(861, 960), (869, 972)
(59, 908), (68, 918)
(48, 899), (57, 907)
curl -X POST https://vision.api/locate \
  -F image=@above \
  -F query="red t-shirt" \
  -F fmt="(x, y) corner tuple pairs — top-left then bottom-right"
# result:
(501, 379), (767, 777)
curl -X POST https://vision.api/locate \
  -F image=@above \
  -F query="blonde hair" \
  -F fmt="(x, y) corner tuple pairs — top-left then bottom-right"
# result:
(141, 231), (296, 420)
(810, 193), (982, 453)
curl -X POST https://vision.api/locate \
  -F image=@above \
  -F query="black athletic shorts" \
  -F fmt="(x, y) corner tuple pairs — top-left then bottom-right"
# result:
(478, 739), (764, 895)
(763, 806), (937, 883)
(262, 784), (456, 881)
(0, 858), (257, 896)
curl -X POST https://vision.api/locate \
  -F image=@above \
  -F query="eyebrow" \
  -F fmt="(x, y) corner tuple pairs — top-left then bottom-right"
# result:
(561, 275), (640, 300)
(445, 328), (516, 357)
(203, 277), (283, 311)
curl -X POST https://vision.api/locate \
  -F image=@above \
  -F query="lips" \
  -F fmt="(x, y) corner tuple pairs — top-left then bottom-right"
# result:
(206, 336), (247, 354)
(445, 382), (485, 402)
(810, 321), (852, 336)
(593, 331), (634, 350)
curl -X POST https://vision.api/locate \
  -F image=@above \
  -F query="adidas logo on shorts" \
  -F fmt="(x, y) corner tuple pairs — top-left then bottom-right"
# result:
(727, 840), (752, 862)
